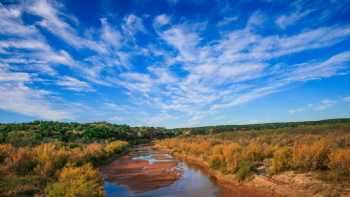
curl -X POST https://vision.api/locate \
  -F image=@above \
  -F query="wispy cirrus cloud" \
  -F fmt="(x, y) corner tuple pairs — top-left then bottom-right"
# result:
(57, 76), (94, 92)
(0, 0), (349, 126)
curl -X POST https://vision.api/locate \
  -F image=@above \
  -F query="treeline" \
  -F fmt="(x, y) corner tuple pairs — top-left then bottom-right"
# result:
(170, 118), (350, 135)
(0, 121), (175, 146)
(156, 121), (350, 195)
(0, 140), (128, 196)
(2, 119), (350, 146)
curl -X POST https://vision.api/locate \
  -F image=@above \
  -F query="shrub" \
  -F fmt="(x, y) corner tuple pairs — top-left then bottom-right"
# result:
(208, 154), (225, 171)
(222, 143), (241, 173)
(6, 131), (38, 146)
(84, 143), (106, 165)
(242, 142), (264, 161)
(270, 147), (292, 174)
(328, 148), (350, 176)
(34, 143), (68, 177)
(6, 148), (37, 176)
(0, 144), (15, 163)
(236, 160), (254, 181)
(46, 163), (105, 197)
(104, 140), (128, 156)
(293, 139), (331, 170)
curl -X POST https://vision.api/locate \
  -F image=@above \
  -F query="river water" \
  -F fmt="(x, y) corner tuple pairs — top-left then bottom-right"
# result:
(101, 145), (268, 197)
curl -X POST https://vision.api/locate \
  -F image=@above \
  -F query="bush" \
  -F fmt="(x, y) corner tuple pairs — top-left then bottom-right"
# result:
(6, 148), (37, 176)
(46, 163), (105, 197)
(270, 147), (292, 174)
(0, 144), (14, 163)
(84, 143), (106, 165)
(34, 143), (68, 177)
(104, 140), (128, 156)
(208, 154), (225, 171)
(293, 139), (331, 170)
(328, 148), (350, 176)
(242, 142), (264, 161)
(236, 160), (254, 181)
(222, 143), (241, 173)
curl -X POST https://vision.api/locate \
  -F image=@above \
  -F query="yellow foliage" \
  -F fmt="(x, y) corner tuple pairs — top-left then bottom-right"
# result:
(222, 143), (242, 173)
(34, 143), (68, 177)
(293, 139), (331, 170)
(270, 147), (292, 174)
(104, 140), (128, 155)
(0, 144), (15, 163)
(46, 163), (105, 197)
(328, 148), (350, 175)
(242, 142), (264, 161)
(85, 143), (104, 157)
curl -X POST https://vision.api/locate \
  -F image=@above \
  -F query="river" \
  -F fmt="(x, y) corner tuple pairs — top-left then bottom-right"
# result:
(101, 145), (270, 197)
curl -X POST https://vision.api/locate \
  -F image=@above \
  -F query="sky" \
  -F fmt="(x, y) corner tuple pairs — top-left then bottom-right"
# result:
(0, 0), (350, 128)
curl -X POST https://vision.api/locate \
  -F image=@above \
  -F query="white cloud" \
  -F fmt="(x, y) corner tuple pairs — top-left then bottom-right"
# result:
(0, 65), (31, 82)
(313, 99), (337, 111)
(108, 115), (122, 122)
(122, 14), (146, 37)
(343, 96), (350, 102)
(0, 83), (72, 120)
(246, 11), (265, 29)
(0, 68), (73, 120)
(0, 4), (36, 36)
(288, 107), (305, 114)
(0, 0), (349, 126)
(276, 9), (314, 29)
(217, 16), (238, 26)
(57, 76), (94, 92)
(27, 0), (106, 53)
(100, 18), (121, 49)
(158, 24), (200, 61)
(154, 14), (170, 27)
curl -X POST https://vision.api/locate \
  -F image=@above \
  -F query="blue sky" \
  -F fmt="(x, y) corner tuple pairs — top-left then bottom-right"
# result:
(0, 0), (350, 128)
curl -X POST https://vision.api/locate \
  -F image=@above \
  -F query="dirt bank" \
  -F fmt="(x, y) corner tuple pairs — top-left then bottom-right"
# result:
(169, 151), (349, 197)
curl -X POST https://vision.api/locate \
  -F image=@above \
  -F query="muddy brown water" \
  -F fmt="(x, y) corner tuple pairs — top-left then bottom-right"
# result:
(101, 145), (271, 197)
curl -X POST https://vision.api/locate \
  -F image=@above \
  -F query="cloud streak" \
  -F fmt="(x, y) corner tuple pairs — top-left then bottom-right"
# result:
(0, 0), (349, 125)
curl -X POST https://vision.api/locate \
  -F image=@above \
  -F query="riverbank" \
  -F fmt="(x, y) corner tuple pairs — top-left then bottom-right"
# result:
(159, 147), (278, 197)
(158, 147), (350, 197)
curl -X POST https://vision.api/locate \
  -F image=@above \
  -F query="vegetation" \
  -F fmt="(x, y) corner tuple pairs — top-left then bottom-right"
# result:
(1, 118), (350, 196)
(0, 141), (128, 196)
(156, 121), (350, 189)
(0, 121), (175, 146)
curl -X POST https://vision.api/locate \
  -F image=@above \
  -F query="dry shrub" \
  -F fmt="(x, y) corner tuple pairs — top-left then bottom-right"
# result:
(242, 142), (264, 161)
(270, 147), (292, 174)
(222, 143), (241, 173)
(293, 139), (331, 170)
(6, 147), (37, 175)
(0, 144), (15, 163)
(34, 143), (68, 177)
(84, 143), (106, 165)
(46, 163), (104, 197)
(328, 148), (350, 175)
(104, 140), (128, 155)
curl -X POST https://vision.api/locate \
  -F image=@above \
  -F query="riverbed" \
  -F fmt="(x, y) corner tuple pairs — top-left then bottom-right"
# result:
(101, 145), (270, 197)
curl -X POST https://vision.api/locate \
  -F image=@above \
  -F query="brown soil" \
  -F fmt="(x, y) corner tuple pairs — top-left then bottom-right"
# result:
(101, 150), (181, 193)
